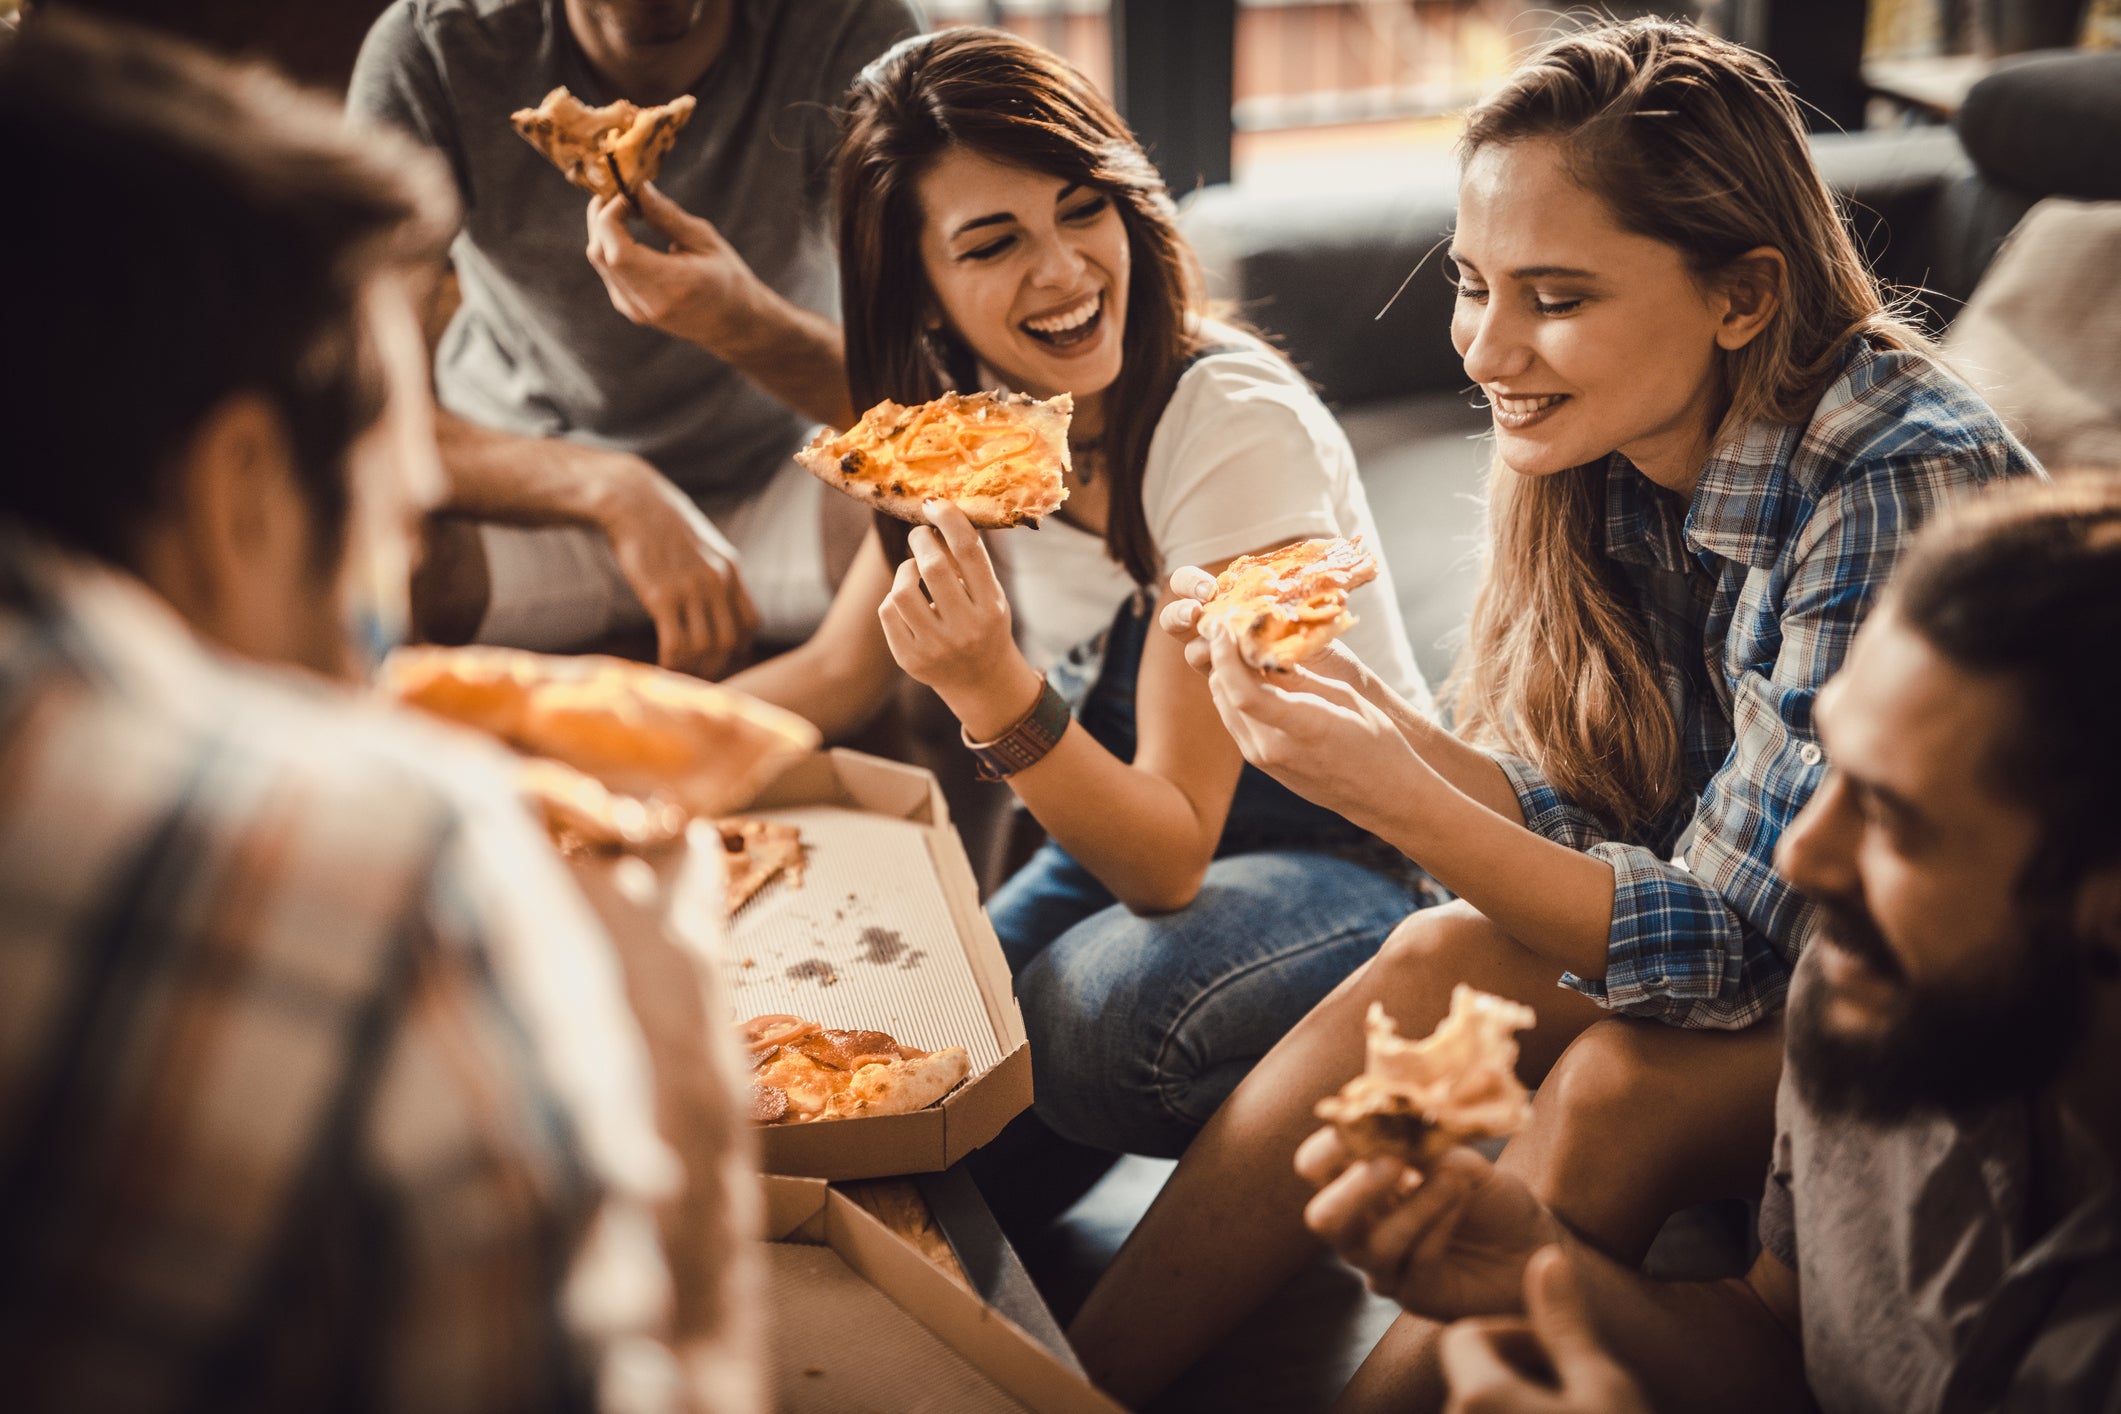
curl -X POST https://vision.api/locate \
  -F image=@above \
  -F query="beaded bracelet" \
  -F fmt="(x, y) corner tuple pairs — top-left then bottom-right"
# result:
(961, 674), (1072, 782)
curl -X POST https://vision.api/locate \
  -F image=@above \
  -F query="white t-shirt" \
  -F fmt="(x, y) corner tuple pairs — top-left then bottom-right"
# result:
(1003, 336), (1432, 713)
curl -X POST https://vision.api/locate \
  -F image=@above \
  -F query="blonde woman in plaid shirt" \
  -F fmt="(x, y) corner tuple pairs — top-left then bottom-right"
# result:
(0, 17), (756, 1411)
(1072, 18), (2040, 1408)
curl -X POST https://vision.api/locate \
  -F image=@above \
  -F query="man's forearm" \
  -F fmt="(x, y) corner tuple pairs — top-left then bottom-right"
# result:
(712, 285), (853, 430)
(434, 409), (644, 530)
(1566, 1242), (1812, 1414)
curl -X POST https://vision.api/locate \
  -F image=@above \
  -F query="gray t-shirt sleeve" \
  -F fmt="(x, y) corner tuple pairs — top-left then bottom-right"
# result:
(348, 0), (472, 205)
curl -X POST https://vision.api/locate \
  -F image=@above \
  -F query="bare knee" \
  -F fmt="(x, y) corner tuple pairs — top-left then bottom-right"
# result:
(1532, 1019), (1670, 1152)
(1370, 901), (1500, 995)
(1506, 1019), (1676, 1256)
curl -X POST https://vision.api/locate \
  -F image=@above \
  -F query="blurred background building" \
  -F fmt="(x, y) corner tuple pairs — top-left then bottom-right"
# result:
(11, 1), (2116, 189)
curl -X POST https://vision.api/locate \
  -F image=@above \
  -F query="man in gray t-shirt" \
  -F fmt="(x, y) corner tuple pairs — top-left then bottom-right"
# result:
(1292, 478), (2121, 1414)
(350, 0), (917, 674)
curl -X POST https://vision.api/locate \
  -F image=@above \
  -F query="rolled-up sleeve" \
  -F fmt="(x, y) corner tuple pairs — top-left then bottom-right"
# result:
(1494, 751), (1613, 851)
(1520, 454), (1982, 1028)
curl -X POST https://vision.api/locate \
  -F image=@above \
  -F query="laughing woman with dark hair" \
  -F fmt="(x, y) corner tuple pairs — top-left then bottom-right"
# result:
(726, 27), (1439, 1162)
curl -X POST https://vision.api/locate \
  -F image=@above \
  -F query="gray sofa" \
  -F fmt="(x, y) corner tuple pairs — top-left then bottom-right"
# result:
(1176, 48), (2121, 683)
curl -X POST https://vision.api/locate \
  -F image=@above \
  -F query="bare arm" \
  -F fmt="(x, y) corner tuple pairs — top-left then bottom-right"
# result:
(1196, 628), (1620, 980)
(981, 606), (1243, 914)
(432, 411), (759, 676)
(1161, 583), (1523, 823)
(880, 506), (1245, 914)
(724, 529), (901, 742)
(586, 185), (853, 429)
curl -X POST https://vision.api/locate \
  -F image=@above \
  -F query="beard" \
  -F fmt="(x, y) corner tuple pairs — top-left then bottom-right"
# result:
(1786, 885), (2090, 1124)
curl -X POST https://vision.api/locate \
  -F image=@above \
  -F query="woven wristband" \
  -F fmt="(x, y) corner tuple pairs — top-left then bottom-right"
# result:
(962, 675), (1072, 783)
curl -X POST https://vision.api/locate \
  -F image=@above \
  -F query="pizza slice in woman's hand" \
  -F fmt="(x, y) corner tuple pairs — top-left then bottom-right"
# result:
(796, 389), (1072, 529)
(1197, 535), (1379, 671)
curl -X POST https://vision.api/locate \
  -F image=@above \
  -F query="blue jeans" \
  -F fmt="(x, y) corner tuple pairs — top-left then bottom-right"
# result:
(989, 841), (1431, 1157)
(990, 594), (1435, 1157)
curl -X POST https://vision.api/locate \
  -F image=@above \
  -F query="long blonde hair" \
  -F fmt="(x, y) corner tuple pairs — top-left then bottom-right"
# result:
(1447, 18), (1929, 837)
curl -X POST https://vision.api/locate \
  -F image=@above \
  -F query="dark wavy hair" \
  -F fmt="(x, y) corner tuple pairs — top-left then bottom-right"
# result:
(0, 10), (455, 572)
(1892, 473), (2121, 900)
(834, 26), (1213, 583)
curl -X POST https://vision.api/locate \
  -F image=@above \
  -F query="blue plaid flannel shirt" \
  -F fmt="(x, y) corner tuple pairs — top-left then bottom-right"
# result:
(1495, 340), (2040, 1029)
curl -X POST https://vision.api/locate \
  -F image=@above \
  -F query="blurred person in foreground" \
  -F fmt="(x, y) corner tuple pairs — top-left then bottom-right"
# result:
(0, 14), (758, 1411)
(1301, 475), (2121, 1413)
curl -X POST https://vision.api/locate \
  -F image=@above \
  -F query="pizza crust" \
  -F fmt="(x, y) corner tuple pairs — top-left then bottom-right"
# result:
(1197, 535), (1379, 671)
(1313, 986), (1537, 1165)
(509, 85), (696, 201)
(795, 390), (1072, 529)
(740, 1015), (973, 1124)
(522, 756), (690, 855)
(715, 816), (806, 914)
(382, 645), (820, 816)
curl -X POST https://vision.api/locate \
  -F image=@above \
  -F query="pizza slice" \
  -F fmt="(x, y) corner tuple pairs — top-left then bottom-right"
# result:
(382, 645), (820, 816)
(1197, 535), (1378, 671)
(522, 756), (689, 855)
(740, 1015), (973, 1125)
(1313, 986), (1537, 1166)
(795, 390), (1072, 529)
(509, 85), (696, 202)
(715, 816), (806, 914)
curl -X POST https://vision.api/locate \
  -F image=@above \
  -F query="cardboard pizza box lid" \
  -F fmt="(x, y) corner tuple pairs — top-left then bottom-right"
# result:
(762, 1175), (1125, 1414)
(724, 749), (1033, 1180)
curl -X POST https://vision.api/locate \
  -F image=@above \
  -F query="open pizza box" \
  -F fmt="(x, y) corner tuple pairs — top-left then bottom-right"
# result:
(763, 1174), (1126, 1413)
(709, 748), (1033, 1180)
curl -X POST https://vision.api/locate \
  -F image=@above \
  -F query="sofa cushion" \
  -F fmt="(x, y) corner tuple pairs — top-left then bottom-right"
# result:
(1943, 198), (2121, 471)
(1957, 51), (2121, 202)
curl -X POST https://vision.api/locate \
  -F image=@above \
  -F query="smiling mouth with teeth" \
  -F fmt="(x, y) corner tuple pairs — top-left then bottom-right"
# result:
(1489, 391), (1569, 430)
(1022, 292), (1104, 348)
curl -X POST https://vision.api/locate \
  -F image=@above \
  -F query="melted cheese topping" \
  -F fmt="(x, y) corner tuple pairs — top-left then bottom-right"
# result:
(798, 390), (1071, 523)
(1198, 536), (1378, 669)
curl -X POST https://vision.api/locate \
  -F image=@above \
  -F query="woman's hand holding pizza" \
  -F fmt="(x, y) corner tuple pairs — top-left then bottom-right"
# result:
(1296, 1123), (1558, 1322)
(1158, 564), (1219, 672)
(1199, 627), (1433, 835)
(1160, 564), (1376, 696)
(879, 501), (1044, 738)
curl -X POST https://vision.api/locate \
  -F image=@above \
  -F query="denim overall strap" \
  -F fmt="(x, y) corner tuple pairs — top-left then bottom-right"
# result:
(1074, 595), (1421, 873)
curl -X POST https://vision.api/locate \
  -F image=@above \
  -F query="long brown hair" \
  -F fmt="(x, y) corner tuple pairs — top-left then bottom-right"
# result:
(835, 27), (1211, 583)
(1447, 17), (1930, 837)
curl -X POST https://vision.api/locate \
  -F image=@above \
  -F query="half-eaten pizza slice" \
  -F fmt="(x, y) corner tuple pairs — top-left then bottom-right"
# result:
(1313, 985), (1537, 1166)
(740, 1015), (972, 1125)
(1197, 535), (1378, 671)
(795, 390), (1072, 529)
(510, 85), (696, 202)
